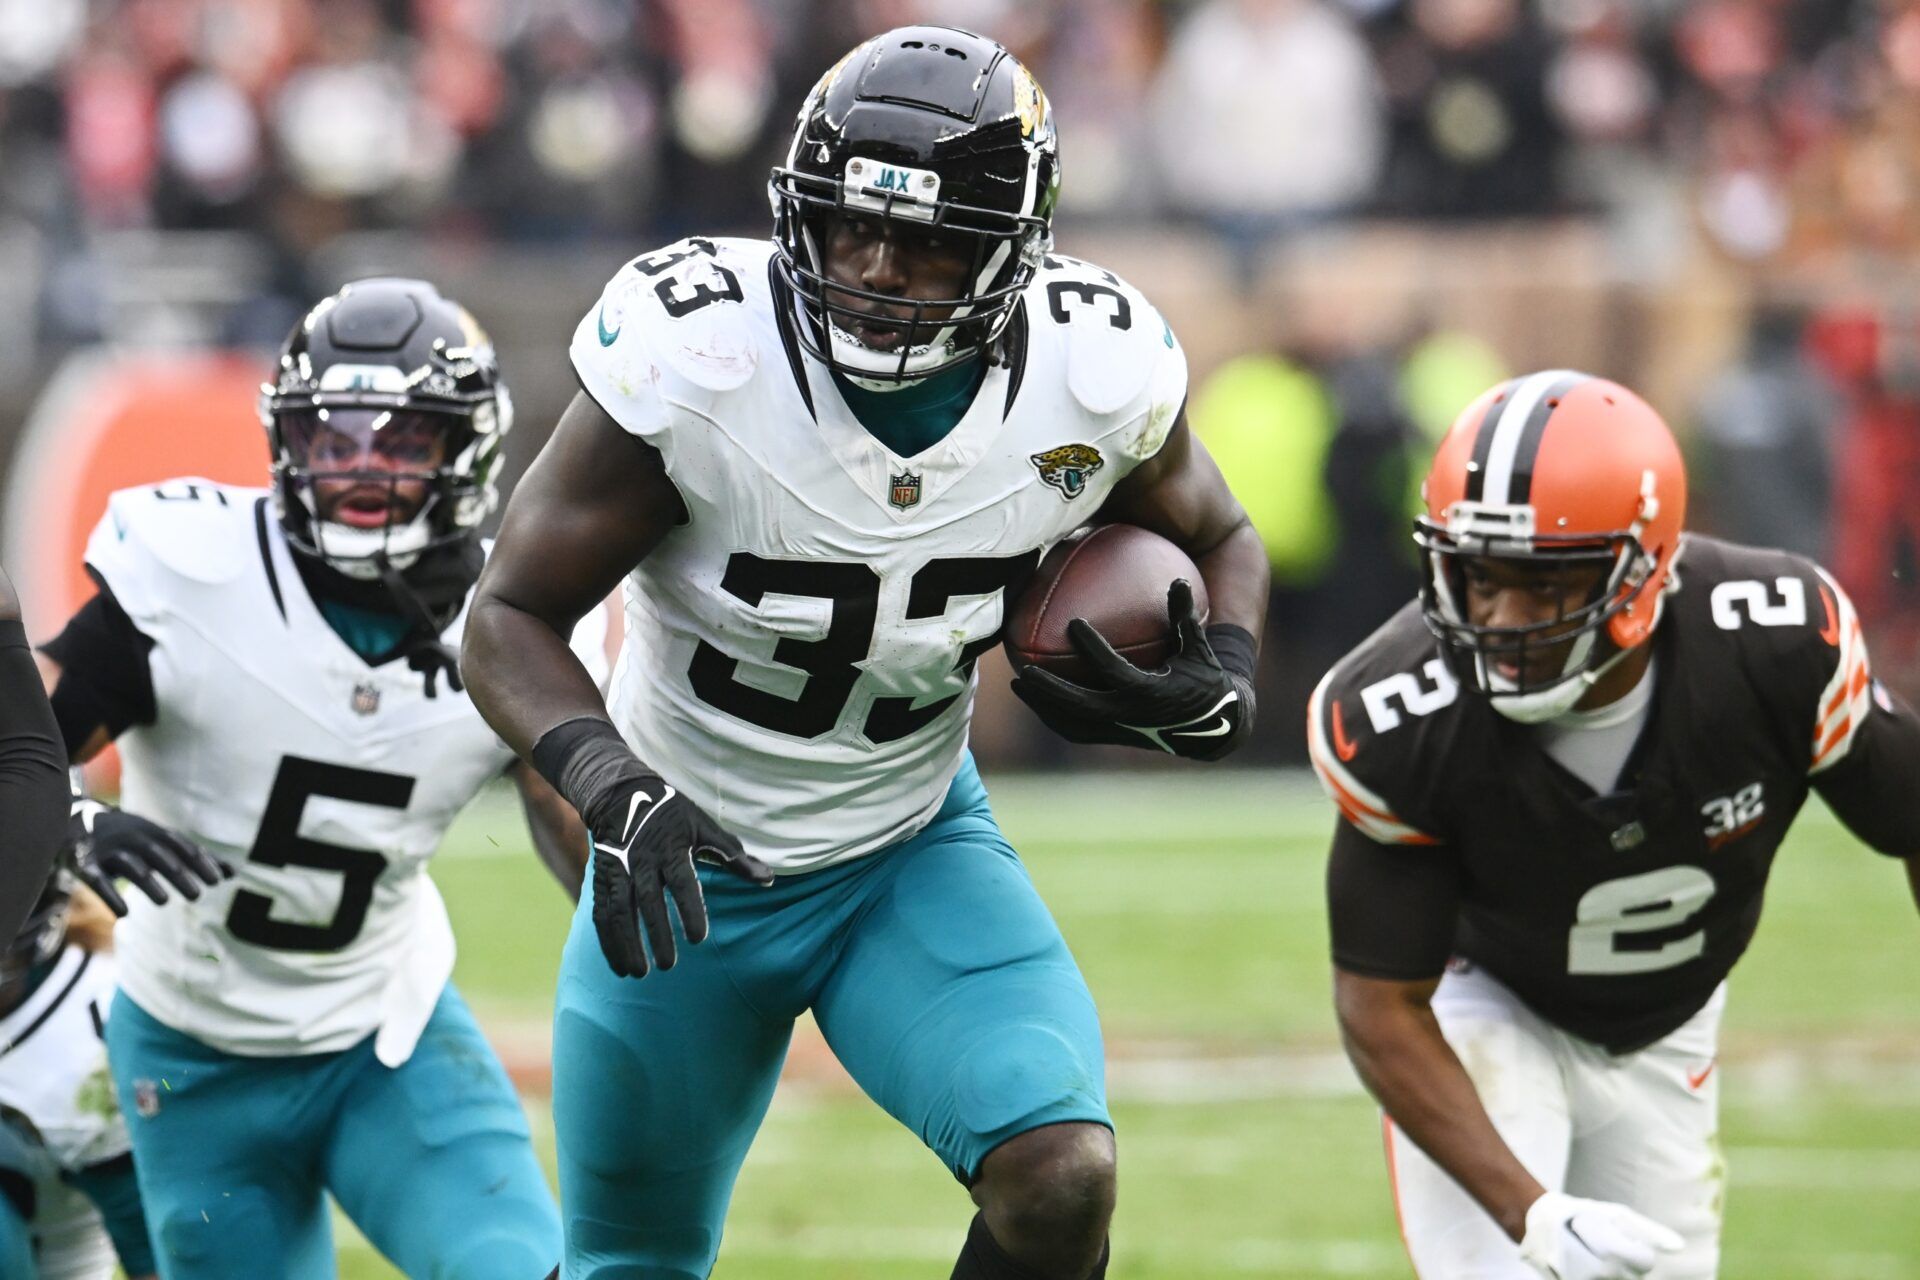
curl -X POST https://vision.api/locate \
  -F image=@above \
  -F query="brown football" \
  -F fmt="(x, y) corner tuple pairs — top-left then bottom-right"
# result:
(1003, 524), (1208, 687)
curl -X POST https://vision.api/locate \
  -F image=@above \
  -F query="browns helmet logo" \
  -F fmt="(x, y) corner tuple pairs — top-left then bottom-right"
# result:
(1030, 444), (1103, 500)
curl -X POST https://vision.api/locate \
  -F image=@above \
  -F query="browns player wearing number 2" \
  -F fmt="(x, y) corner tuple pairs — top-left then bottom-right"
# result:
(462, 26), (1266, 1280)
(36, 281), (610, 1278)
(1310, 370), (1920, 1280)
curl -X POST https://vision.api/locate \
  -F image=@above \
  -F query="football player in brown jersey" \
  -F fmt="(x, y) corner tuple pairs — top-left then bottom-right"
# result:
(1309, 370), (1920, 1280)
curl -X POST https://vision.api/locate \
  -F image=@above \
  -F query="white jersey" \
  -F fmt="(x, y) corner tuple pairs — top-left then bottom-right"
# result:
(87, 483), (607, 1061)
(574, 237), (1187, 871)
(0, 946), (130, 1280)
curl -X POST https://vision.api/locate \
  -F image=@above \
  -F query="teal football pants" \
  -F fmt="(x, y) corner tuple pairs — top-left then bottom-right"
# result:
(106, 983), (559, 1279)
(552, 756), (1110, 1280)
(0, 1121), (36, 1278)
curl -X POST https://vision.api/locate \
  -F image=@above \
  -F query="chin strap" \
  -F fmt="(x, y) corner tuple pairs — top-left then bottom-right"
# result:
(373, 552), (465, 699)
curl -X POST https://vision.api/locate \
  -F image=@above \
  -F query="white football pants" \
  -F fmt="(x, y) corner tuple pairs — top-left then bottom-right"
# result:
(1384, 964), (1726, 1279)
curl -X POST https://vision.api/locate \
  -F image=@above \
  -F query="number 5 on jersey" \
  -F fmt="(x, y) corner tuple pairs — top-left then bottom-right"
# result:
(226, 757), (412, 952)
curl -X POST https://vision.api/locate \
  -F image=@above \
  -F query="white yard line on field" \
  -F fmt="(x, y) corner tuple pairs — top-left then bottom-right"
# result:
(713, 1222), (1409, 1275)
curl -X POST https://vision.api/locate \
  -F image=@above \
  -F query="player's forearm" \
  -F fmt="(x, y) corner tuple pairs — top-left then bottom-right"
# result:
(0, 620), (71, 939)
(462, 595), (611, 758)
(1193, 515), (1268, 648)
(1335, 979), (1544, 1241)
(513, 763), (588, 901)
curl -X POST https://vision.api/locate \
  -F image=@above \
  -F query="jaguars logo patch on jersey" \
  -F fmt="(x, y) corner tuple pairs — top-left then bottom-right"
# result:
(1030, 444), (1104, 500)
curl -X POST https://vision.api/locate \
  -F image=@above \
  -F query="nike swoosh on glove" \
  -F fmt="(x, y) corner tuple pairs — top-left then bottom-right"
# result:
(1009, 580), (1255, 761)
(587, 781), (772, 978)
(69, 791), (233, 917)
(1518, 1191), (1685, 1280)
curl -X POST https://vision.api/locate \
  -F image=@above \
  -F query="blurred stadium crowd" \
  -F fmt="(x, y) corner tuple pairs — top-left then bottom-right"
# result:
(3, 0), (1915, 246)
(3, 0), (1920, 763)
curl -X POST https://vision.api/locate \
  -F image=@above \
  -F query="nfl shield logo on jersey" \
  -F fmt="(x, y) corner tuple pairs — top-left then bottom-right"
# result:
(351, 680), (381, 716)
(888, 471), (922, 511)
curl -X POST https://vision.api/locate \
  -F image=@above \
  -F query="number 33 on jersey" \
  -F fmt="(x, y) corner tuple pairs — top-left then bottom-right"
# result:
(573, 237), (1187, 872)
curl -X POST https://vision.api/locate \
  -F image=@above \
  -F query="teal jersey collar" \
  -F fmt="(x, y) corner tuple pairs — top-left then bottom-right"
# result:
(829, 358), (987, 458)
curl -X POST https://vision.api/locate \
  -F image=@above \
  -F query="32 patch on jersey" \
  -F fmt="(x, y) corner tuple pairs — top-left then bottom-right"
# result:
(1701, 782), (1764, 850)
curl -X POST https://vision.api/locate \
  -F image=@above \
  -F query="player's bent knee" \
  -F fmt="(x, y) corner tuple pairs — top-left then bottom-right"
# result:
(437, 1229), (557, 1280)
(974, 1122), (1118, 1241)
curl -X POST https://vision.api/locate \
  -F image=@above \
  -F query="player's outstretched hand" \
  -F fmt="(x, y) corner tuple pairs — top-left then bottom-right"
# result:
(68, 792), (233, 917)
(588, 781), (772, 978)
(1009, 580), (1253, 760)
(1518, 1192), (1684, 1280)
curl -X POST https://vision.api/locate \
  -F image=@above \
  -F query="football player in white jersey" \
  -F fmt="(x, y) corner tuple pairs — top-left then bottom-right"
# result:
(464, 27), (1270, 1280)
(36, 279), (600, 1279)
(1, 855), (155, 1280)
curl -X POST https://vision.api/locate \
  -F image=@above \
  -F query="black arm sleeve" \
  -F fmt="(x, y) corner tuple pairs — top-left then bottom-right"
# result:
(0, 616), (70, 942)
(1326, 820), (1464, 980)
(1813, 680), (1920, 858)
(40, 575), (157, 753)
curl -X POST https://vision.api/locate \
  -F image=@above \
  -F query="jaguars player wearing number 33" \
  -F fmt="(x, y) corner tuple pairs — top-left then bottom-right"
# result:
(463, 27), (1269, 1280)
(35, 280), (610, 1278)
(1310, 372), (1920, 1280)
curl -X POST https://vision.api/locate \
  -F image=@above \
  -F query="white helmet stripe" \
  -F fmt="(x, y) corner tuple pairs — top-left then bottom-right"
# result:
(1481, 368), (1582, 506)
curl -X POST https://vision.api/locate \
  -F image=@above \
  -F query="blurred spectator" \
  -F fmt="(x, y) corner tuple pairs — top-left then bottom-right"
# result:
(1690, 304), (1836, 562)
(1371, 0), (1564, 218)
(1806, 300), (1920, 700)
(1151, 0), (1385, 270)
(1189, 349), (1340, 592)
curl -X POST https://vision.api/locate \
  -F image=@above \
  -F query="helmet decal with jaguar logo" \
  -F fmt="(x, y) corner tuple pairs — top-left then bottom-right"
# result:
(1030, 444), (1104, 500)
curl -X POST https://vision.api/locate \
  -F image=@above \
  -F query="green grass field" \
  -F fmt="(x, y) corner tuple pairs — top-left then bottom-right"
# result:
(334, 771), (1920, 1279)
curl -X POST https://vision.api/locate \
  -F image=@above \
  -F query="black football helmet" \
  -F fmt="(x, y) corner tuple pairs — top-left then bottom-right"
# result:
(0, 866), (73, 1012)
(261, 278), (511, 581)
(771, 27), (1060, 382)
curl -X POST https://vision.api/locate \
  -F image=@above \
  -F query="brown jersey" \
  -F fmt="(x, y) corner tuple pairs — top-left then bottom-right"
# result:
(1310, 534), (1884, 1052)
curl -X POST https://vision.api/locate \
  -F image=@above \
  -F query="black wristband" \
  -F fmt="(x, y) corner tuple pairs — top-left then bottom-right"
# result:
(530, 716), (654, 834)
(1204, 624), (1258, 682)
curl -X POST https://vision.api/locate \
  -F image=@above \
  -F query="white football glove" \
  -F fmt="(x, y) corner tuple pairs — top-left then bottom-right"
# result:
(1518, 1192), (1684, 1280)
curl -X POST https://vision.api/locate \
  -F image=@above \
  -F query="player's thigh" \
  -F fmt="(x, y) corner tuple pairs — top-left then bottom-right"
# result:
(1391, 966), (1575, 1280)
(1566, 992), (1726, 1280)
(104, 992), (335, 1280)
(0, 1174), (34, 1280)
(552, 871), (793, 1279)
(324, 985), (559, 1280)
(813, 810), (1108, 1182)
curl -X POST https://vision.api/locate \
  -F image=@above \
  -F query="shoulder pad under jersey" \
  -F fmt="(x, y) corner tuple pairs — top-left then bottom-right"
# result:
(1031, 256), (1187, 461)
(585, 237), (763, 398)
(1670, 535), (1873, 774)
(84, 481), (264, 624)
(1306, 603), (1463, 846)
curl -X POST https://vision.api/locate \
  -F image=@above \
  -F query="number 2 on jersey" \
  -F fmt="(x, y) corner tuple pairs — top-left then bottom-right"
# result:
(226, 757), (413, 953)
(1567, 865), (1715, 975)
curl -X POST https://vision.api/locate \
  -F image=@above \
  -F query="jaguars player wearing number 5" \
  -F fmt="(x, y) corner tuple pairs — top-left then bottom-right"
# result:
(35, 280), (608, 1279)
(464, 27), (1268, 1280)
(1310, 372), (1920, 1280)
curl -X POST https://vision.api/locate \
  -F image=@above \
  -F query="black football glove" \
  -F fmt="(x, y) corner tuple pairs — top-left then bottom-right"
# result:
(1009, 580), (1257, 761)
(68, 788), (233, 917)
(586, 779), (772, 977)
(533, 717), (772, 979)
